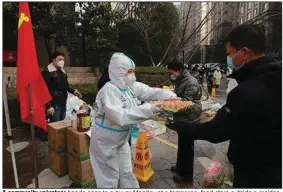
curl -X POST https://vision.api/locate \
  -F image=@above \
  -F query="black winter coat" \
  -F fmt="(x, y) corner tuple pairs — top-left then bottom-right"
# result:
(97, 68), (110, 91)
(173, 69), (202, 106)
(172, 69), (202, 120)
(174, 55), (282, 188)
(42, 64), (75, 108)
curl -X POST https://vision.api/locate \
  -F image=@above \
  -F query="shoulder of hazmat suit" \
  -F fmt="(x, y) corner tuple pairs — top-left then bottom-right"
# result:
(90, 52), (175, 189)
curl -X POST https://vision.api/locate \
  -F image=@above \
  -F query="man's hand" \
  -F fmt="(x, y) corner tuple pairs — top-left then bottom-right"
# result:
(166, 120), (189, 132)
(73, 89), (82, 98)
(47, 107), (55, 116)
(166, 121), (180, 132)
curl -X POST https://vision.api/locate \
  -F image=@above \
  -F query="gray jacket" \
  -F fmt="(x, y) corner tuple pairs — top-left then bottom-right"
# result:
(173, 69), (202, 109)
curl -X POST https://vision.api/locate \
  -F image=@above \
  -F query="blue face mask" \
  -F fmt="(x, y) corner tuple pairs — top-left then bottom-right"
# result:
(227, 48), (247, 71)
(227, 56), (234, 70)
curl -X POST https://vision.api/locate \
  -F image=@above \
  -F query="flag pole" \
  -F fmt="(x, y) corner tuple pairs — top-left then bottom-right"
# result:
(3, 76), (20, 188)
(28, 83), (39, 188)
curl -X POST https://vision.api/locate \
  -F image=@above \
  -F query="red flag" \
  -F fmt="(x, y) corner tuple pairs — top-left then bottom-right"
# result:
(16, 2), (52, 131)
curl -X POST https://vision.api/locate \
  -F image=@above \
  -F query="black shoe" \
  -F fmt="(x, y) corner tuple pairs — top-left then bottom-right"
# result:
(170, 166), (179, 173)
(173, 174), (193, 184)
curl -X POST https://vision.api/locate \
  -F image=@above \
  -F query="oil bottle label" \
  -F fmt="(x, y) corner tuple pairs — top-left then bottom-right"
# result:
(81, 116), (91, 129)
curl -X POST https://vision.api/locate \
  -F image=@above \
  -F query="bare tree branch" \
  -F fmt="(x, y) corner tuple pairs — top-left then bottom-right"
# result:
(159, 2), (235, 66)
(130, 3), (161, 66)
(185, 16), (223, 64)
(160, 2), (220, 65)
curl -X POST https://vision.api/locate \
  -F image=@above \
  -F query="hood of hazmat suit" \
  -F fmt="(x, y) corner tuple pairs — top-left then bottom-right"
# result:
(89, 53), (176, 188)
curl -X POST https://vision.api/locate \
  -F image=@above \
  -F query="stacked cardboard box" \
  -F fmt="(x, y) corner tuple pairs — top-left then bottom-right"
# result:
(48, 120), (71, 177)
(67, 127), (95, 187)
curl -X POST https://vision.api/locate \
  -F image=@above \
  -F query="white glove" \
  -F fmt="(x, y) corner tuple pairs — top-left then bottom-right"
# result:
(74, 89), (82, 98)
(47, 107), (55, 116)
(151, 104), (163, 113)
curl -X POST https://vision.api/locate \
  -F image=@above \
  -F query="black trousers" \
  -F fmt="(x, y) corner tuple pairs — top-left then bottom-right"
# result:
(176, 132), (194, 180)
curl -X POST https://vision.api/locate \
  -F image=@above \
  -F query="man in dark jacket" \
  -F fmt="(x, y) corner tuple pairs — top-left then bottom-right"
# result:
(42, 51), (82, 122)
(167, 24), (282, 188)
(97, 47), (123, 91)
(167, 60), (202, 183)
(97, 67), (110, 91)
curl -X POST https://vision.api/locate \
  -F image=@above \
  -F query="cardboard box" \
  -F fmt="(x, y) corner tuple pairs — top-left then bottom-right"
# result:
(67, 127), (90, 161)
(68, 155), (95, 187)
(48, 120), (71, 152)
(49, 147), (68, 177)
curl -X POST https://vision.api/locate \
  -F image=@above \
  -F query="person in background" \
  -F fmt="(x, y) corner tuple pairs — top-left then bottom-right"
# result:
(167, 24), (282, 188)
(42, 51), (82, 122)
(97, 47), (123, 91)
(213, 67), (222, 89)
(97, 66), (110, 92)
(90, 53), (177, 188)
(167, 60), (202, 183)
(206, 70), (214, 94)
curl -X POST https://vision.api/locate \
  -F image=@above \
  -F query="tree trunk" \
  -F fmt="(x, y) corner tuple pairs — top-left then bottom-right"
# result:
(82, 31), (86, 67)
(144, 34), (155, 67)
(44, 38), (52, 62)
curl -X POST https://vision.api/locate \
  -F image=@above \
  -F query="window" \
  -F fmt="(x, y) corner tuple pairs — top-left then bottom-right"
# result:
(253, 9), (258, 17)
(248, 2), (252, 9)
(241, 6), (244, 14)
(247, 12), (251, 20)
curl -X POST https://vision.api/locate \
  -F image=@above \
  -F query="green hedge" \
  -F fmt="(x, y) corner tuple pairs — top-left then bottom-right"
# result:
(4, 84), (98, 129)
(6, 84), (97, 101)
(136, 66), (168, 74)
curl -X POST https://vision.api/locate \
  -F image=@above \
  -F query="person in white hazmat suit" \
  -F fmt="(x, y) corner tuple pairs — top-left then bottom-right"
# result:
(90, 53), (177, 188)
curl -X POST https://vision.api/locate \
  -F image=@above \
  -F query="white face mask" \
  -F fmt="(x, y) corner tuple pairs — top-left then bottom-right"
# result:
(56, 60), (64, 68)
(123, 74), (136, 86)
(170, 74), (177, 81)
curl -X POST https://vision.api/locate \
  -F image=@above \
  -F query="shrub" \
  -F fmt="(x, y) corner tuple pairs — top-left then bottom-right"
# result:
(4, 84), (98, 129)
(136, 66), (168, 74)
(6, 84), (97, 101)
(6, 87), (17, 100)
(134, 67), (171, 87)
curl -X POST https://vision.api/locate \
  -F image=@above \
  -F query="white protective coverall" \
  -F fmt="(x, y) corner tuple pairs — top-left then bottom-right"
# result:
(90, 53), (176, 188)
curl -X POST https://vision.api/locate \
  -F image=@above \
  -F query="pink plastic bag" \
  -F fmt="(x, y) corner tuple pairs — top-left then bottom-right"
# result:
(203, 152), (233, 188)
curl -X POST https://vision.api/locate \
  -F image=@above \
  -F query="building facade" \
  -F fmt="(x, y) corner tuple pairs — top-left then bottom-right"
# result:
(181, 2), (282, 64)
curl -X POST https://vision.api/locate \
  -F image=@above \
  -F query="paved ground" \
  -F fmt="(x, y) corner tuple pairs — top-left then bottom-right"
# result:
(3, 78), (230, 189)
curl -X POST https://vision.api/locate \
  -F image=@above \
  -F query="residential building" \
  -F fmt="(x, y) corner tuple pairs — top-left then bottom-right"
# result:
(176, 2), (202, 62)
(239, 2), (282, 56)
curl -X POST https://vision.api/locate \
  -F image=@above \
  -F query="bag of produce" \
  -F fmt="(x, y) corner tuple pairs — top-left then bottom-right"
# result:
(203, 151), (233, 188)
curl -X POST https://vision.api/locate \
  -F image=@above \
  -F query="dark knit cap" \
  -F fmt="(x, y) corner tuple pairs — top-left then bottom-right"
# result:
(167, 60), (184, 71)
